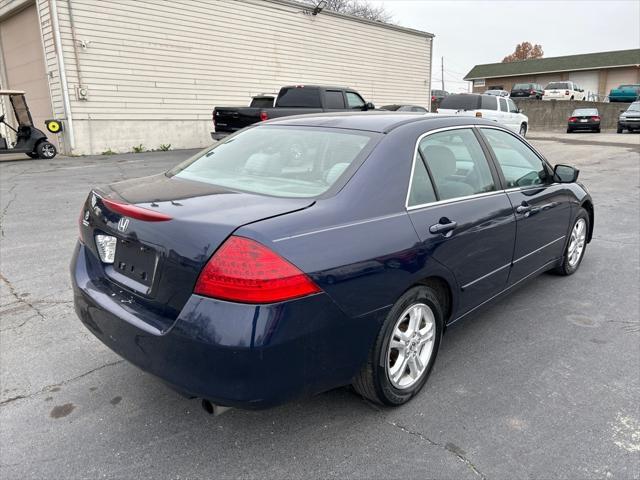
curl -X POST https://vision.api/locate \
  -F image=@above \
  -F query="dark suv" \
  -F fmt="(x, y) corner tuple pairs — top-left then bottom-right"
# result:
(510, 83), (544, 99)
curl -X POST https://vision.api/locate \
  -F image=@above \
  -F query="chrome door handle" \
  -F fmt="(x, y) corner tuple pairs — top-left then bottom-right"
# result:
(429, 219), (457, 235)
(516, 203), (532, 214)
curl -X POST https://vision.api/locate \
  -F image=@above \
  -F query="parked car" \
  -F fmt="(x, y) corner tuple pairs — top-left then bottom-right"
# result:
(380, 104), (428, 113)
(431, 89), (449, 103)
(567, 108), (600, 133)
(484, 90), (509, 97)
(437, 93), (529, 136)
(617, 101), (640, 133)
(510, 82), (544, 99)
(609, 84), (640, 103)
(484, 89), (510, 97)
(212, 85), (374, 138)
(543, 81), (586, 101)
(72, 113), (593, 410)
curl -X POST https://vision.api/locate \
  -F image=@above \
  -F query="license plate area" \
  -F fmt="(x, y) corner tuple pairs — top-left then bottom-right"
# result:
(113, 239), (157, 287)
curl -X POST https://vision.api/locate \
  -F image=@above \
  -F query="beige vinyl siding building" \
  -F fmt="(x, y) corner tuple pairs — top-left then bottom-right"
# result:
(0, 0), (433, 155)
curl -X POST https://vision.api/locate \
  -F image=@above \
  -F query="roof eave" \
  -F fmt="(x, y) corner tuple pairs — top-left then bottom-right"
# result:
(464, 63), (640, 80)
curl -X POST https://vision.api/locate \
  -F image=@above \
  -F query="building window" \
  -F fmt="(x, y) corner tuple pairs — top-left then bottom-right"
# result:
(473, 79), (486, 87)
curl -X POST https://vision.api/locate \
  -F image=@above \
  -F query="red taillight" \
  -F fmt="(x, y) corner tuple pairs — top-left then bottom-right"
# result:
(259, 111), (268, 121)
(194, 236), (320, 303)
(592, 116), (600, 121)
(431, 96), (436, 101)
(102, 197), (172, 222)
(530, 89), (535, 94)
(568, 117), (577, 122)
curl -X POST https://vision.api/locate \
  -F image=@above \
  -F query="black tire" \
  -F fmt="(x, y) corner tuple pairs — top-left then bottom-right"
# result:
(519, 123), (527, 137)
(36, 141), (57, 159)
(352, 285), (443, 406)
(595, 127), (601, 133)
(617, 125), (624, 134)
(566, 128), (572, 134)
(554, 208), (589, 276)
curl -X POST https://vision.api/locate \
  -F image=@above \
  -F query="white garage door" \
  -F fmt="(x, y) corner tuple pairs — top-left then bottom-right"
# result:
(0, 4), (54, 143)
(568, 70), (599, 101)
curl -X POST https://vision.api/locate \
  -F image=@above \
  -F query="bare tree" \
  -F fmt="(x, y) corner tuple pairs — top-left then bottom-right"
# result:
(300, 0), (393, 23)
(502, 42), (544, 63)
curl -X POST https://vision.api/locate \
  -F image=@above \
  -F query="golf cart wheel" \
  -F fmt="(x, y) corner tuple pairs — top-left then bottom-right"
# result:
(36, 141), (57, 159)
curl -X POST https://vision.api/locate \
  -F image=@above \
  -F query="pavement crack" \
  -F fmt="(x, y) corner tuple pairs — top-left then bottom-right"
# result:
(386, 420), (487, 479)
(0, 359), (125, 407)
(0, 183), (18, 237)
(0, 273), (48, 323)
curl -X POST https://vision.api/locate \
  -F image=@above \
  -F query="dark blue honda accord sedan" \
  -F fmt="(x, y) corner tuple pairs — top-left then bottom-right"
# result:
(71, 113), (594, 409)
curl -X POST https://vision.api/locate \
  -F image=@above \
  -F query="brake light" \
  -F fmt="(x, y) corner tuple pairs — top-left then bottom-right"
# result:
(431, 96), (436, 101)
(101, 197), (172, 222)
(592, 116), (601, 121)
(194, 236), (321, 303)
(259, 111), (269, 121)
(475, 112), (482, 118)
(530, 90), (535, 94)
(568, 117), (577, 122)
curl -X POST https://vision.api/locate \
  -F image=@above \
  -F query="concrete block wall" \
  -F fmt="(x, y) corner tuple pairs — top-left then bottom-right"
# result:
(513, 99), (633, 130)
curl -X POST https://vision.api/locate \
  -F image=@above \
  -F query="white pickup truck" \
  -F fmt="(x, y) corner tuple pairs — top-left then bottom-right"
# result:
(437, 94), (529, 137)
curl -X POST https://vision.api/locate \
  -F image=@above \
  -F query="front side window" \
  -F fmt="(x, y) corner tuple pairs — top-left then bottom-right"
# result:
(507, 99), (519, 113)
(499, 97), (508, 112)
(171, 126), (377, 198)
(418, 129), (496, 201)
(481, 128), (549, 189)
(325, 91), (345, 109)
(346, 92), (365, 109)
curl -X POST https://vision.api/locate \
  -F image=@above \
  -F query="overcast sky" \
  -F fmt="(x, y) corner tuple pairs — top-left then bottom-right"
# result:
(370, 0), (640, 92)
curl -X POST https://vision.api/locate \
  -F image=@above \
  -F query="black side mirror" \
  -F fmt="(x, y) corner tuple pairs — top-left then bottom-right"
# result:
(554, 164), (579, 183)
(364, 102), (375, 111)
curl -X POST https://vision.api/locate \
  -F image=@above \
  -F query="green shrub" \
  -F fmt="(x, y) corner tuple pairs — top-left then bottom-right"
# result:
(131, 144), (146, 153)
(159, 144), (171, 151)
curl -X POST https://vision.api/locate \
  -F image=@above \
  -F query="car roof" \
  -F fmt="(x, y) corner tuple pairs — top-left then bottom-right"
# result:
(262, 111), (499, 133)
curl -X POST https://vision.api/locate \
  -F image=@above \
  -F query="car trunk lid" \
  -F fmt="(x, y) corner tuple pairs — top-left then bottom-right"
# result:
(81, 173), (313, 328)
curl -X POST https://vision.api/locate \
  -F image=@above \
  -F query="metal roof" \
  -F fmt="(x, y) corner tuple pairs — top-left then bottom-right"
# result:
(464, 49), (640, 80)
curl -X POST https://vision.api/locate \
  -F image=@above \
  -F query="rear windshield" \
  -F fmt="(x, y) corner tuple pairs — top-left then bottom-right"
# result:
(439, 95), (480, 111)
(546, 82), (569, 90)
(513, 83), (532, 90)
(572, 108), (598, 116)
(250, 97), (274, 108)
(381, 105), (401, 111)
(170, 126), (377, 198)
(276, 88), (321, 108)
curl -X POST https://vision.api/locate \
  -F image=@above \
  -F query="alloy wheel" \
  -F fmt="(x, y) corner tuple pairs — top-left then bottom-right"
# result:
(386, 303), (436, 389)
(567, 218), (587, 267)
(41, 144), (56, 158)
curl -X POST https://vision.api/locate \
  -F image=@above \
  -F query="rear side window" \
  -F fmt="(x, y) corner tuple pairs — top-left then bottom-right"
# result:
(346, 92), (365, 109)
(325, 91), (346, 109)
(439, 95), (480, 111)
(481, 128), (548, 188)
(276, 88), (322, 107)
(171, 126), (377, 198)
(481, 96), (497, 110)
(408, 155), (437, 207)
(418, 129), (496, 201)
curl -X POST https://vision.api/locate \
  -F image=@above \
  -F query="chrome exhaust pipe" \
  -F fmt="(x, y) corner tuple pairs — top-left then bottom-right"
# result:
(201, 399), (232, 416)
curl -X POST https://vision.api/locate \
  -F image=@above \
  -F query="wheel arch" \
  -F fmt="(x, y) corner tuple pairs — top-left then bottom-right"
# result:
(581, 199), (594, 243)
(416, 276), (453, 326)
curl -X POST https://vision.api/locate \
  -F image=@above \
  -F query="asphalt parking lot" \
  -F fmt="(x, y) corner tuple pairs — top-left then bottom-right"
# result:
(1, 135), (639, 479)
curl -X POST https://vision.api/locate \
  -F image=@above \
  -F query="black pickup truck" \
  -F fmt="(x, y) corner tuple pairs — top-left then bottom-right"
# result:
(212, 85), (374, 139)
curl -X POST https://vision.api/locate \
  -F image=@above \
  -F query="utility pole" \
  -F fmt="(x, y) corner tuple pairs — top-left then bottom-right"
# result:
(441, 56), (445, 91)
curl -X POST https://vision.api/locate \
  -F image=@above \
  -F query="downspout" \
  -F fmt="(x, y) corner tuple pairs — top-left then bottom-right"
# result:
(49, 0), (75, 151)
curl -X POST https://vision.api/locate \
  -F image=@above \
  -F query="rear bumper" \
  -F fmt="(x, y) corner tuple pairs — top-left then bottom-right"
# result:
(568, 121), (600, 130)
(71, 242), (381, 408)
